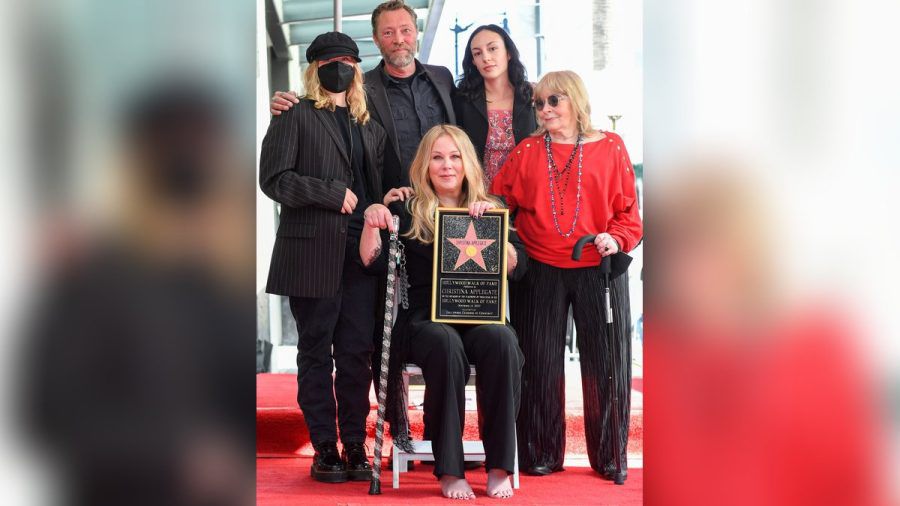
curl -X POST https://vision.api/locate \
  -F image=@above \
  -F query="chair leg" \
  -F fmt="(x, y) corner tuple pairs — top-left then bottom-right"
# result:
(397, 366), (410, 489)
(392, 444), (400, 489)
(513, 433), (520, 489)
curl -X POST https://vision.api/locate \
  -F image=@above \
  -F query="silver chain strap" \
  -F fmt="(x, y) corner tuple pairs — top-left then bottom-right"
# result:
(396, 239), (409, 310)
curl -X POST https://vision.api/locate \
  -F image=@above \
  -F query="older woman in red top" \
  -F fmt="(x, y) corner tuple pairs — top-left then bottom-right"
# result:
(491, 70), (642, 479)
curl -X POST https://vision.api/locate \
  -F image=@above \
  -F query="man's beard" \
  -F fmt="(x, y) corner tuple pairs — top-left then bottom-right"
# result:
(382, 43), (416, 68)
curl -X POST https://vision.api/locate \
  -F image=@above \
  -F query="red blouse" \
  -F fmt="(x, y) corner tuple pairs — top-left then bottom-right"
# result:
(490, 132), (642, 268)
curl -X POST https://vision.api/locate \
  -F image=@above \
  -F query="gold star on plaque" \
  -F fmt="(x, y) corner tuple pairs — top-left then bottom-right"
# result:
(447, 222), (496, 270)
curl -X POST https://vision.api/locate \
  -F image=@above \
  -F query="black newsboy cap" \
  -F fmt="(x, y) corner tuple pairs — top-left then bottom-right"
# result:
(306, 32), (362, 63)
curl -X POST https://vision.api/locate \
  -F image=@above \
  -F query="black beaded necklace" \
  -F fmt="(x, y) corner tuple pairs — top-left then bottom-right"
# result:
(545, 132), (583, 238)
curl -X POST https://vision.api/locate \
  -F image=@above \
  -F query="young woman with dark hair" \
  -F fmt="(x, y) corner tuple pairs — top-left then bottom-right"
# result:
(454, 24), (536, 188)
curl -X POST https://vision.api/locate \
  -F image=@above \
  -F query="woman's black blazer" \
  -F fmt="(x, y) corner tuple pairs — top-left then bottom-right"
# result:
(453, 87), (536, 163)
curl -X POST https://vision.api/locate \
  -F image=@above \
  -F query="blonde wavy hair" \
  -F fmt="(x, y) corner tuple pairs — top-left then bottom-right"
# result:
(532, 70), (598, 137)
(302, 61), (370, 124)
(405, 125), (502, 244)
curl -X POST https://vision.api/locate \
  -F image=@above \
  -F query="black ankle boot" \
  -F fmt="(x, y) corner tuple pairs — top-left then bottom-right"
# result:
(311, 442), (347, 483)
(525, 464), (553, 476)
(600, 463), (628, 483)
(341, 442), (372, 481)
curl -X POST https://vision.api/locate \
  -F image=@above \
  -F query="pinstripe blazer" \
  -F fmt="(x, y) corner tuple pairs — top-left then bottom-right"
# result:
(260, 99), (386, 298)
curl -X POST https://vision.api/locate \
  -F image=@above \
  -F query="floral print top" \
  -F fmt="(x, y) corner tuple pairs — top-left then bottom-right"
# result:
(483, 109), (516, 188)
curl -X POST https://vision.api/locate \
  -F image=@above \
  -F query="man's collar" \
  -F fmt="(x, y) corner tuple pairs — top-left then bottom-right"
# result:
(380, 59), (425, 84)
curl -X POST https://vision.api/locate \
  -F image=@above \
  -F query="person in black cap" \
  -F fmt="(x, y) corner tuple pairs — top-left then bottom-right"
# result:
(268, 0), (459, 460)
(259, 31), (387, 484)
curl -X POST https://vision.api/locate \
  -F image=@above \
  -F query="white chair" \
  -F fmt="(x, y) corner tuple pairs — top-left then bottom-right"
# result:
(393, 364), (520, 489)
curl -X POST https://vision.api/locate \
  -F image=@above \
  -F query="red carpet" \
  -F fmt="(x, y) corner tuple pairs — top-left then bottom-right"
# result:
(257, 374), (643, 457)
(258, 406), (643, 457)
(258, 373), (643, 504)
(258, 456), (643, 505)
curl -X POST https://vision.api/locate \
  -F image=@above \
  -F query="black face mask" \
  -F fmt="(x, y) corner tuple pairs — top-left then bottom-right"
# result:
(317, 61), (355, 93)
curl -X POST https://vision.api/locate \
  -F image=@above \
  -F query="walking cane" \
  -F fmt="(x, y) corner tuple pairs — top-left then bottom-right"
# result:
(369, 215), (401, 495)
(572, 234), (628, 485)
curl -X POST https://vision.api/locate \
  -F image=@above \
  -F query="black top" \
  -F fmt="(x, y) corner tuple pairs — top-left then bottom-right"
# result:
(333, 105), (369, 239)
(364, 61), (456, 194)
(382, 62), (448, 180)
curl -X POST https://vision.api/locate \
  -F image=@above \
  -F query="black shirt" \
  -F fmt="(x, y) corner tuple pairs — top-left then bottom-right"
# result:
(333, 106), (368, 239)
(382, 62), (448, 179)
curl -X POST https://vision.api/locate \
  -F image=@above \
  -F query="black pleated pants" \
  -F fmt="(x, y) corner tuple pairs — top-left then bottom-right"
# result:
(289, 245), (376, 446)
(509, 257), (631, 474)
(407, 316), (523, 478)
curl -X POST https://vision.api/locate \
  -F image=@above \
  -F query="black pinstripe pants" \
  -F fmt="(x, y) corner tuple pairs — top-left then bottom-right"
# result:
(289, 243), (377, 446)
(509, 257), (631, 474)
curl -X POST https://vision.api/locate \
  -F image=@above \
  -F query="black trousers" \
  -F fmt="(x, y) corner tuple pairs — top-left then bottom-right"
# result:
(289, 248), (376, 446)
(509, 257), (631, 474)
(407, 316), (523, 478)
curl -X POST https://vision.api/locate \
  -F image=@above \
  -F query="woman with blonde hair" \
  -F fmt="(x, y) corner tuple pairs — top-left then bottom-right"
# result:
(259, 32), (386, 483)
(361, 124), (527, 499)
(491, 71), (642, 480)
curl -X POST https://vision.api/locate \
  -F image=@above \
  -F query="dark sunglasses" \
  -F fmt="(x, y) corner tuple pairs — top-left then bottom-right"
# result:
(533, 94), (567, 109)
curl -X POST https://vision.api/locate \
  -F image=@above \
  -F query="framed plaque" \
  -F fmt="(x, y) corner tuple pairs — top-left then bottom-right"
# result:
(431, 207), (509, 324)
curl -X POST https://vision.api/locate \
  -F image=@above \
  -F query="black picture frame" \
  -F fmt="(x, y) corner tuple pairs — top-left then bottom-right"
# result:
(431, 208), (509, 324)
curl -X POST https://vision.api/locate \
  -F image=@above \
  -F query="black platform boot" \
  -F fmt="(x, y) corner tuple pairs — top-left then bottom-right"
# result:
(341, 442), (373, 481)
(311, 442), (348, 483)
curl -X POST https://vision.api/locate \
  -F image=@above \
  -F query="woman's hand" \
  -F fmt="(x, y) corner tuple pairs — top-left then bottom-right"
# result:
(468, 200), (496, 218)
(383, 186), (414, 206)
(363, 204), (396, 232)
(506, 242), (518, 274)
(594, 233), (620, 257)
(341, 189), (358, 214)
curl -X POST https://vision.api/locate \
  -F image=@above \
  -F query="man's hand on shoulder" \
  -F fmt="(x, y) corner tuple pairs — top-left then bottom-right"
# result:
(271, 91), (299, 116)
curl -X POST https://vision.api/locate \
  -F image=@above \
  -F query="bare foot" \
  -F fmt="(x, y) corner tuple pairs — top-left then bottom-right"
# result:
(486, 469), (513, 499)
(440, 475), (476, 500)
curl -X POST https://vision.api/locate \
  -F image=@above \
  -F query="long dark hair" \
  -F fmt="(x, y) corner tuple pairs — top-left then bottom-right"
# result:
(456, 24), (531, 104)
